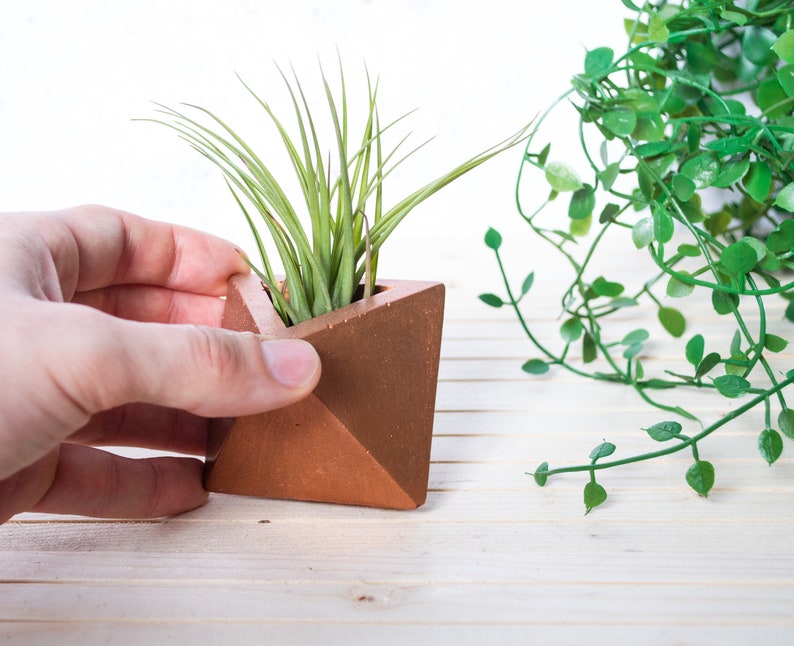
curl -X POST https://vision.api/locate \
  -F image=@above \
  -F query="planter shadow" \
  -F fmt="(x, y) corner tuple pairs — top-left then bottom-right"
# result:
(204, 272), (445, 509)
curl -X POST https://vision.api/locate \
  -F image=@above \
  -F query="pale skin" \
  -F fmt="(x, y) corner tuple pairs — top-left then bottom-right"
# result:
(0, 205), (322, 523)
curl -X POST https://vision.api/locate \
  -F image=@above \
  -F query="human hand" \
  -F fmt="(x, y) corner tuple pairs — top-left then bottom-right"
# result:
(0, 205), (321, 523)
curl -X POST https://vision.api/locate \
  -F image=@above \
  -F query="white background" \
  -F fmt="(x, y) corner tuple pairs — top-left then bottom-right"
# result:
(0, 1), (625, 303)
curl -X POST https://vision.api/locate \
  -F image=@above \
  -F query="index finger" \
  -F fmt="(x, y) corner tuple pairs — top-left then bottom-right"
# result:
(54, 205), (250, 296)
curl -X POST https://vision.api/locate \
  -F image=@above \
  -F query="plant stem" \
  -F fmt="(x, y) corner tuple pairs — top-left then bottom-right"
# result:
(540, 375), (794, 479)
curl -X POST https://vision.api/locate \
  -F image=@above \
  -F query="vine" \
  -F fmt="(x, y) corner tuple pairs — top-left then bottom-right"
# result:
(481, 0), (794, 512)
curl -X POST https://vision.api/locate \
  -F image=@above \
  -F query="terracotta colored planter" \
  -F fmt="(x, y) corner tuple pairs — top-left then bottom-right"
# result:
(204, 273), (445, 509)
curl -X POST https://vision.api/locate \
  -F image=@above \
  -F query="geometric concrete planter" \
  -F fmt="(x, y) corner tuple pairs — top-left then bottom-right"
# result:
(204, 272), (445, 510)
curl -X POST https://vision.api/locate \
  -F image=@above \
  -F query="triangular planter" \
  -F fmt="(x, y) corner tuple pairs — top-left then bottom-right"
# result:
(204, 273), (445, 509)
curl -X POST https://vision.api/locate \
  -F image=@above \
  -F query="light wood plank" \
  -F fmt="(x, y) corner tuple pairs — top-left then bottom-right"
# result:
(2, 580), (793, 626)
(3, 544), (794, 585)
(3, 624), (793, 646)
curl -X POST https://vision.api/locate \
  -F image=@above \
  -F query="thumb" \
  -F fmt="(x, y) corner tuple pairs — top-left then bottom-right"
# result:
(106, 320), (322, 417)
(50, 310), (322, 420)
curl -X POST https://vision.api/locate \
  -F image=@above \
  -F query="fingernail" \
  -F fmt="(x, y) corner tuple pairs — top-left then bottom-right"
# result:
(260, 339), (320, 388)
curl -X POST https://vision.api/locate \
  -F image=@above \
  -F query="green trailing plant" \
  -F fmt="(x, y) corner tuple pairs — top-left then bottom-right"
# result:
(480, 0), (794, 512)
(151, 60), (530, 326)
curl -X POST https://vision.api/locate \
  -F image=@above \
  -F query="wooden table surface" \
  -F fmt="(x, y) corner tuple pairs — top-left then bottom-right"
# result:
(3, 233), (794, 645)
(7, 1), (793, 643)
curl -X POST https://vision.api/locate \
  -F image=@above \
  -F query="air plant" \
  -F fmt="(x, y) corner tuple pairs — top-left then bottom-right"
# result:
(152, 59), (530, 325)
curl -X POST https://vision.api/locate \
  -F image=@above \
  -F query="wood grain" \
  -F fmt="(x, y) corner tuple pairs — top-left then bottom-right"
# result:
(3, 236), (794, 644)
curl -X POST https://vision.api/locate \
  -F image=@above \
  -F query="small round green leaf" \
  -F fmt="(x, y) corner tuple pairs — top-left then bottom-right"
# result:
(622, 329), (650, 346)
(778, 409), (794, 439)
(672, 173), (696, 201)
(644, 421), (683, 442)
(583, 480), (608, 514)
(599, 166), (621, 193)
(592, 276), (625, 298)
(533, 462), (549, 487)
(658, 306), (686, 338)
(779, 65), (794, 97)
(721, 240), (757, 275)
(648, 153), (677, 180)
(757, 78), (789, 119)
(623, 343), (643, 359)
(758, 429), (784, 466)
(653, 206), (675, 244)
(706, 209), (730, 234)
(711, 289), (739, 315)
(589, 442), (617, 461)
(585, 47), (614, 79)
(569, 214), (592, 237)
(713, 156), (750, 188)
(484, 227), (502, 250)
(522, 359), (550, 375)
(545, 161), (583, 192)
(569, 185), (596, 220)
(648, 14), (669, 43)
(713, 374), (750, 398)
(764, 334), (788, 353)
(743, 161), (772, 203)
(686, 334), (705, 367)
(632, 217), (655, 249)
(686, 460), (715, 497)
(771, 30), (794, 64)
(725, 353), (748, 377)
(677, 243), (701, 257)
(741, 236), (768, 262)
(743, 26), (777, 65)
(666, 273), (695, 298)
(560, 317), (584, 343)
(761, 253), (783, 273)
(686, 40), (713, 75)
(633, 112), (665, 142)
(478, 293), (504, 308)
(774, 182), (794, 212)
(599, 202), (621, 224)
(695, 352), (721, 379)
(766, 220), (794, 254)
(681, 153), (719, 188)
(602, 108), (637, 137)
